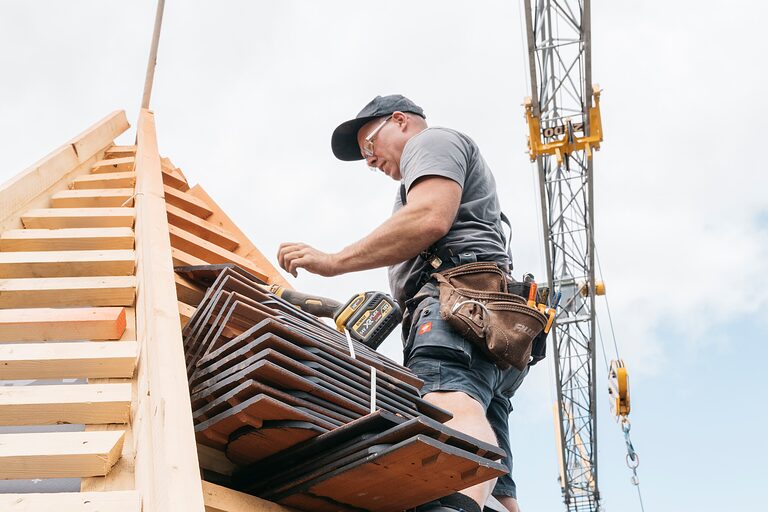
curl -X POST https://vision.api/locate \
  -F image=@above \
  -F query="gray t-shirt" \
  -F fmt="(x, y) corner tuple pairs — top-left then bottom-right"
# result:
(387, 127), (510, 306)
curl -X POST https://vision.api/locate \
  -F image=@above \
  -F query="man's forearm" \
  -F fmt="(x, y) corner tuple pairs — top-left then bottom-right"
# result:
(333, 204), (447, 273)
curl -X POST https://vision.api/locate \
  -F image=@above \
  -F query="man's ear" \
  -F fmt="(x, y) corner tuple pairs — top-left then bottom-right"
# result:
(392, 111), (408, 130)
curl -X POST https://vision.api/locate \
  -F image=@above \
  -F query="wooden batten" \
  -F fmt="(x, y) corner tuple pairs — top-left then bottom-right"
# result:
(72, 171), (137, 190)
(131, 108), (206, 511)
(0, 491), (141, 511)
(202, 481), (298, 512)
(188, 186), (292, 289)
(175, 273), (205, 306)
(164, 186), (213, 219)
(21, 207), (135, 229)
(179, 301), (195, 327)
(0, 276), (136, 308)
(0, 227), (135, 252)
(0, 430), (125, 479)
(0, 249), (135, 278)
(91, 157), (135, 174)
(166, 203), (240, 251)
(105, 145), (137, 159)
(0, 306), (126, 341)
(0, 383), (132, 426)
(168, 224), (268, 281)
(50, 188), (135, 208)
(0, 341), (137, 379)
(0, 111), (130, 231)
(172, 247), (209, 267)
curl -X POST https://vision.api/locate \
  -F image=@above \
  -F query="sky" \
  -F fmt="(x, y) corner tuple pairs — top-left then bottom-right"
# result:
(1, 1), (766, 510)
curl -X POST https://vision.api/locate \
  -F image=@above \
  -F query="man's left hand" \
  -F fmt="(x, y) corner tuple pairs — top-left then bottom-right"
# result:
(277, 242), (338, 278)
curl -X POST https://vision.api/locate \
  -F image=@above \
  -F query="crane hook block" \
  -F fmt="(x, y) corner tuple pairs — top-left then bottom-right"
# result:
(608, 359), (630, 418)
(524, 84), (604, 165)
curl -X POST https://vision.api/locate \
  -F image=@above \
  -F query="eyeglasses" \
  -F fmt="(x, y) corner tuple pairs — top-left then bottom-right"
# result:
(361, 115), (392, 159)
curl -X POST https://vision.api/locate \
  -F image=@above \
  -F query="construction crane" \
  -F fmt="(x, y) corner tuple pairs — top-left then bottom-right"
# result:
(521, 0), (604, 510)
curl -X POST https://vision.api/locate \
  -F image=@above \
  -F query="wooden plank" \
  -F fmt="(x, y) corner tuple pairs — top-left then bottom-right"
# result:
(175, 273), (205, 306)
(189, 186), (292, 288)
(0, 430), (125, 479)
(0, 249), (135, 278)
(0, 341), (137, 379)
(0, 276), (136, 308)
(0, 306), (126, 341)
(172, 247), (209, 267)
(131, 109), (205, 511)
(164, 186), (213, 219)
(167, 204), (240, 251)
(0, 491), (141, 511)
(105, 145), (137, 158)
(50, 188), (135, 208)
(179, 301), (195, 327)
(21, 207), (135, 229)
(72, 171), (136, 189)
(91, 156), (135, 174)
(0, 383), (131, 426)
(0, 227), (134, 252)
(202, 481), (297, 512)
(162, 167), (190, 191)
(1, 111), (130, 228)
(70, 111), (131, 164)
(168, 225), (269, 281)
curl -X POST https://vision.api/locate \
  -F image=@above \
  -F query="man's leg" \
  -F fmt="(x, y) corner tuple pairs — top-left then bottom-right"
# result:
(423, 390), (498, 509)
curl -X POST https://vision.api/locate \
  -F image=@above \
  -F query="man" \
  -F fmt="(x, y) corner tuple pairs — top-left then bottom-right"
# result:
(277, 95), (527, 512)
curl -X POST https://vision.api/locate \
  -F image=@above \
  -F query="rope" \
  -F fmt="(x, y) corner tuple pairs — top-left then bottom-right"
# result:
(621, 417), (647, 511)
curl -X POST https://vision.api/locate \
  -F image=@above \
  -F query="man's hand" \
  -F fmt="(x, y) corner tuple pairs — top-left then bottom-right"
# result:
(277, 242), (338, 278)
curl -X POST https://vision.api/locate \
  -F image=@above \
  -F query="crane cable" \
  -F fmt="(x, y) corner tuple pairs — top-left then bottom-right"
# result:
(595, 247), (647, 511)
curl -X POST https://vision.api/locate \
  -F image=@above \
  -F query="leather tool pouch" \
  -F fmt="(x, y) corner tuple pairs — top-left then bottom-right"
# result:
(432, 262), (548, 371)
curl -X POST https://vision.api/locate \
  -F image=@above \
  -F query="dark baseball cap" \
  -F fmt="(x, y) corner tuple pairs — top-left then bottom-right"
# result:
(331, 94), (425, 161)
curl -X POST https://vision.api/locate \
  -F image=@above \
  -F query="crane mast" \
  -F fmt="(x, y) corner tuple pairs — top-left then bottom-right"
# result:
(522, 0), (602, 510)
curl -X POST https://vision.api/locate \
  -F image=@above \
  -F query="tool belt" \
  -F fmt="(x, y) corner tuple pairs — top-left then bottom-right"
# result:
(432, 262), (548, 371)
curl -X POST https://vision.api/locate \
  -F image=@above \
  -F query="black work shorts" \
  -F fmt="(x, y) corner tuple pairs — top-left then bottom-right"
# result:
(403, 287), (528, 499)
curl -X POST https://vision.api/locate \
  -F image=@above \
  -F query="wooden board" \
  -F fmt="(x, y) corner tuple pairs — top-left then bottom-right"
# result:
(0, 430), (125, 479)
(0, 383), (131, 426)
(0, 249), (135, 278)
(0, 276), (136, 308)
(162, 168), (190, 192)
(72, 171), (136, 190)
(21, 207), (135, 229)
(0, 306), (126, 341)
(0, 227), (134, 252)
(164, 186), (213, 219)
(166, 204), (240, 251)
(91, 157), (135, 174)
(50, 188), (135, 208)
(176, 273), (205, 306)
(0, 491), (141, 512)
(202, 480), (297, 512)
(179, 301), (195, 327)
(105, 145), (137, 159)
(0, 341), (137, 379)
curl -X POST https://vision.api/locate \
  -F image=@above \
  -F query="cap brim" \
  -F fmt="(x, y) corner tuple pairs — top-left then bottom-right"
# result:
(331, 115), (378, 161)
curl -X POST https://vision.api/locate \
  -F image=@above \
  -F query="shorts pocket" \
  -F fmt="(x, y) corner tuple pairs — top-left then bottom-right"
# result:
(405, 297), (473, 367)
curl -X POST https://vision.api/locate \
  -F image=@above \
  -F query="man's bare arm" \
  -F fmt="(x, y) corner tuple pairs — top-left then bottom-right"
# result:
(277, 176), (461, 277)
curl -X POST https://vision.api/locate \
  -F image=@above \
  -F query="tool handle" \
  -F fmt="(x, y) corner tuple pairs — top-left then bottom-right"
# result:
(270, 286), (342, 318)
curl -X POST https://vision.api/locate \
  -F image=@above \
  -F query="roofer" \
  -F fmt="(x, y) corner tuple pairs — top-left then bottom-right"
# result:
(278, 94), (539, 512)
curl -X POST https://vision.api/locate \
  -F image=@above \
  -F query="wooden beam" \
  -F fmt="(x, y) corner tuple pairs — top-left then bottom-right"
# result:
(1, 111), (129, 228)
(175, 273), (205, 306)
(69, 112), (131, 164)
(0, 491), (141, 511)
(202, 481), (298, 512)
(168, 224), (268, 281)
(0, 227), (134, 252)
(179, 301), (195, 327)
(166, 203), (240, 251)
(164, 186), (213, 219)
(105, 145), (137, 159)
(50, 188), (135, 208)
(0, 306), (126, 341)
(0, 341), (137, 380)
(188, 186), (292, 288)
(0, 249), (135, 278)
(0, 276), (136, 308)
(0, 430), (125, 479)
(21, 207), (135, 229)
(0, 383), (131, 426)
(72, 171), (136, 190)
(91, 157), (135, 174)
(132, 108), (206, 511)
